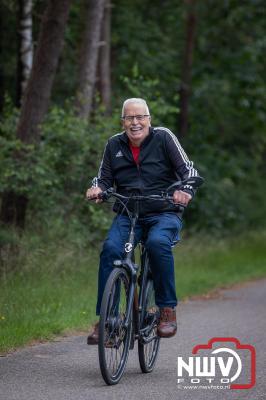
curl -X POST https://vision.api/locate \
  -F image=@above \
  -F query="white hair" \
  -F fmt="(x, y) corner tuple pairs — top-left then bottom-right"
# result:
(121, 98), (150, 117)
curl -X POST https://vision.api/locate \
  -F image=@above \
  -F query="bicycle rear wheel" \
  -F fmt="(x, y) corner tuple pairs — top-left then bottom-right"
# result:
(138, 278), (160, 373)
(98, 267), (132, 385)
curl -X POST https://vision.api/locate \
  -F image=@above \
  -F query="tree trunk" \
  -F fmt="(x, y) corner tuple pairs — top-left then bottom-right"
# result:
(75, 0), (106, 119)
(178, 0), (197, 138)
(0, 0), (72, 228)
(0, 191), (28, 229)
(0, 5), (4, 112)
(16, 0), (33, 106)
(98, 0), (111, 115)
(17, 0), (72, 144)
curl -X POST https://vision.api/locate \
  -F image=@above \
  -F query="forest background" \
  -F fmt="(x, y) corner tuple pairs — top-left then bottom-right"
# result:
(0, 0), (265, 351)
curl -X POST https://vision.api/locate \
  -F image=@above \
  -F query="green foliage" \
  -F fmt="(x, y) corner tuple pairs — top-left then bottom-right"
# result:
(1, 0), (266, 237)
(184, 147), (266, 234)
(112, 0), (183, 111)
(121, 65), (179, 127)
(0, 104), (117, 240)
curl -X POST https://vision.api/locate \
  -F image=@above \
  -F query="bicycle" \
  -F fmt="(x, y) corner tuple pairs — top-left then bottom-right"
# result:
(92, 176), (204, 385)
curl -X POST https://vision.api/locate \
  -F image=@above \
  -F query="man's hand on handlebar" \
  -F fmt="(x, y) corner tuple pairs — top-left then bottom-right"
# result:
(86, 187), (103, 203)
(173, 190), (192, 206)
(86, 186), (193, 207)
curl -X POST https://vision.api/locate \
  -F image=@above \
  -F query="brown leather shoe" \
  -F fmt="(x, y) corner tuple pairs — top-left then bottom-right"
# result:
(157, 307), (177, 338)
(87, 322), (99, 345)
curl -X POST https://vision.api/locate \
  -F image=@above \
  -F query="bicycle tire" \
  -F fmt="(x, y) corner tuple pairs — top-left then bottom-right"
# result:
(98, 267), (132, 385)
(138, 277), (160, 373)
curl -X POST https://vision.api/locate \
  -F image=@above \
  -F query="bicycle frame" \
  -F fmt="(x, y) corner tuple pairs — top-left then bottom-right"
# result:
(112, 200), (158, 349)
(113, 202), (140, 332)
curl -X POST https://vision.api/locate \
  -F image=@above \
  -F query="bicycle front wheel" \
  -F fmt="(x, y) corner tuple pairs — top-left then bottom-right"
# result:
(98, 267), (132, 385)
(138, 278), (160, 373)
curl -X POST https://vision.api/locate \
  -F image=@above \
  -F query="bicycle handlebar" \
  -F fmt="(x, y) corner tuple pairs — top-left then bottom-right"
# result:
(98, 188), (184, 207)
(86, 189), (186, 212)
(87, 176), (204, 210)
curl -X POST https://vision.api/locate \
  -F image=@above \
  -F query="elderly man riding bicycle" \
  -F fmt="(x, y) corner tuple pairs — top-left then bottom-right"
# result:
(86, 97), (201, 344)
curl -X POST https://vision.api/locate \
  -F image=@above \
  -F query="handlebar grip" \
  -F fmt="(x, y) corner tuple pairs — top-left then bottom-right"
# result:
(98, 187), (114, 201)
(98, 191), (109, 201)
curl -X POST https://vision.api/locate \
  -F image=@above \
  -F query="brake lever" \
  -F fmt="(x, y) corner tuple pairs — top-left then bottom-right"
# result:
(98, 187), (115, 201)
(164, 194), (185, 210)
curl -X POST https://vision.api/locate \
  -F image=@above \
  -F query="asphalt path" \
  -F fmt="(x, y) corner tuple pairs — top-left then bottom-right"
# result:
(1, 279), (265, 400)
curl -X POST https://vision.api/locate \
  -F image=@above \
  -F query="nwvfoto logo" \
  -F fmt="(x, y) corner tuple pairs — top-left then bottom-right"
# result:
(177, 338), (256, 390)
(115, 150), (123, 158)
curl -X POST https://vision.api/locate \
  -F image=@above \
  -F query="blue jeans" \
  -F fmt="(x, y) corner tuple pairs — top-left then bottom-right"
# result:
(96, 213), (182, 315)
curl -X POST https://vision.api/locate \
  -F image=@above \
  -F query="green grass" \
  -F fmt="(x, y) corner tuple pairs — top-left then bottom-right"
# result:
(1, 230), (266, 353)
(174, 231), (266, 298)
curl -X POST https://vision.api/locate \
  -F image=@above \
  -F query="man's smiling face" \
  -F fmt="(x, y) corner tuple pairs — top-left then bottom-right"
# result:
(122, 102), (151, 147)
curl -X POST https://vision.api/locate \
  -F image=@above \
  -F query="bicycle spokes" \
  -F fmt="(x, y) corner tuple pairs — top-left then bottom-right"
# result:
(138, 279), (160, 373)
(99, 269), (132, 385)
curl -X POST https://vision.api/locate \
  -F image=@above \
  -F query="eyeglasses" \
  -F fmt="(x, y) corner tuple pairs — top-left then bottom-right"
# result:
(121, 114), (150, 122)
